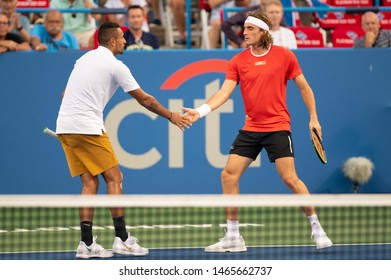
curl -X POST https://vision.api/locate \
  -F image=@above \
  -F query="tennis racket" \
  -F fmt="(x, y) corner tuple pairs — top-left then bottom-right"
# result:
(43, 127), (58, 139)
(310, 127), (327, 164)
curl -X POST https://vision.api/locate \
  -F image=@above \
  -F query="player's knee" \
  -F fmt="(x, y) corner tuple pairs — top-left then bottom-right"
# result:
(281, 174), (300, 189)
(221, 169), (238, 185)
(103, 167), (122, 184)
(82, 177), (99, 194)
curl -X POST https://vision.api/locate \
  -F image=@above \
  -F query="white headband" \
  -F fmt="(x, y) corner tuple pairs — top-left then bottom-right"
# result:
(245, 16), (269, 31)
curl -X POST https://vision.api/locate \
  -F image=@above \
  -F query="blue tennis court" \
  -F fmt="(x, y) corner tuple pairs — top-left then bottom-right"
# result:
(1, 244), (390, 260)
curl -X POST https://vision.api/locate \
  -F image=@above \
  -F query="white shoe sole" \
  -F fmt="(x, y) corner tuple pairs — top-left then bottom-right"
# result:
(316, 241), (333, 250)
(76, 252), (114, 259)
(316, 239), (333, 250)
(205, 246), (247, 253)
(113, 249), (149, 256)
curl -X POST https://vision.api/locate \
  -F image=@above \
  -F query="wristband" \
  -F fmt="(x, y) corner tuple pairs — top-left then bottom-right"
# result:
(195, 104), (211, 118)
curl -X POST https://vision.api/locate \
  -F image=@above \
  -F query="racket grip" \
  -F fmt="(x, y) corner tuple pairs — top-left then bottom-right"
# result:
(43, 127), (58, 139)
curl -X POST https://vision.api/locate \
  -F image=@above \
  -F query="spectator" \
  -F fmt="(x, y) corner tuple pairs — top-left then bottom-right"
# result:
(0, 12), (30, 53)
(354, 11), (391, 48)
(30, 10), (80, 51)
(280, 0), (328, 27)
(221, 0), (271, 48)
(105, 0), (150, 32)
(149, 0), (162, 26)
(124, 5), (159, 50)
(0, 0), (30, 42)
(209, 0), (258, 49)
(169, 0), (186, 45)
(265, 0), (297, 49)
(50, 0), (102, 48)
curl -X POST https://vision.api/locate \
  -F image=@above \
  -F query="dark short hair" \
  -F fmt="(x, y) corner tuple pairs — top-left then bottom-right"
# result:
(98, 22), (120, 46)
(127, 5), (144, 14)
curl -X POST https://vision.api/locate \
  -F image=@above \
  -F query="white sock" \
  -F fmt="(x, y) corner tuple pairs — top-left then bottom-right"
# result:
(226, 220), (240, 238)
(307, 214), (324, 233)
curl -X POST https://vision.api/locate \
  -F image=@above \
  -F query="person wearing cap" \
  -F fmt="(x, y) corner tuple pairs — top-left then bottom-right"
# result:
(182, 9), (332, 252)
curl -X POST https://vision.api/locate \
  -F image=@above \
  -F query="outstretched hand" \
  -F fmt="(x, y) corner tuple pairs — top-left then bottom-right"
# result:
(169, 112), (192, 131)
(181, 107), (201, 123)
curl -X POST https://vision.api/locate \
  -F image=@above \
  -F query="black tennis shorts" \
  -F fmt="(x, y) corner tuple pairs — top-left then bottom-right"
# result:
(229, 130), (294, 162)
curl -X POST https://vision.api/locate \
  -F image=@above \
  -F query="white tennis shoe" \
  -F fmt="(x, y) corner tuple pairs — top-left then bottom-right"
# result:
(312, 231), (333, 249)
(112, 233), (149, 256)
(205, 235), (247, 253)
(76, 236), (114, 259)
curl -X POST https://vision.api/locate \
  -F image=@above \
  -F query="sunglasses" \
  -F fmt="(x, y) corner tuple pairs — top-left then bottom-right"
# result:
(69, 4), (76, 18)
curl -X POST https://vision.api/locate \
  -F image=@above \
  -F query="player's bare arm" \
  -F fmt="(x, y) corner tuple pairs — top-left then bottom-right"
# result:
(182, 79), (237, 123)
(128, 88), (191, 130)
(293, 74), (322, 138)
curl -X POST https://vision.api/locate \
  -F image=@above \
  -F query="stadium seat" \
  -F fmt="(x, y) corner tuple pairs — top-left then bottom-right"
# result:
(319, 12), (361, 29)
(383, 0), (391, 5)
(377, 12), (391, 29)
(290, 26), (326, 48)
(331, 27), (364, 47)
(331, 0), (373, 6)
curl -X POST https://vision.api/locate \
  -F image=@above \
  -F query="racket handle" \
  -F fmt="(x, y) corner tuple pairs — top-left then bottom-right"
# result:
(43, 127), (58, 139)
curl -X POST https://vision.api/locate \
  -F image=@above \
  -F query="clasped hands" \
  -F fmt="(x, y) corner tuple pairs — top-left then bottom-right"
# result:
(168, 107), (202, 131)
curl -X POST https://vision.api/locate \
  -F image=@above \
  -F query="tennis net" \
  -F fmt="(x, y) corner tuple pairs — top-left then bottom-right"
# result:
(0, 194), (390, 260)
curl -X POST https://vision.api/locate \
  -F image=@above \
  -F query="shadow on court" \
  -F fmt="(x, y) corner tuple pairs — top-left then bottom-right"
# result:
(1, 244), (390, 260)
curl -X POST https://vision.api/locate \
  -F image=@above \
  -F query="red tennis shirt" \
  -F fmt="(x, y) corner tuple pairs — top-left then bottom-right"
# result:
(226, 45), (302, 132)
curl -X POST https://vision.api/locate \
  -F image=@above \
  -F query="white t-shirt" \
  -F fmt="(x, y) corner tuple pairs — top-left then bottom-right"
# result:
(270, 27), (298, 49)
(56, 46), (140, 135)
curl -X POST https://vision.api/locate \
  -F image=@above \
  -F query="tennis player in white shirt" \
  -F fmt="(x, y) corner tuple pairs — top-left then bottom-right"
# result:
(56, 22), (191, 259)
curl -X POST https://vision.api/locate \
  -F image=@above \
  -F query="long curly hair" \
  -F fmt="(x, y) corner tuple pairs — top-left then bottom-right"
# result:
(246, 10), (273, 49)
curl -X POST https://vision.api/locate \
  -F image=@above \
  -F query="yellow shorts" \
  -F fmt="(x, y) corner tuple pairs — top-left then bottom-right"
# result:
(58, 132), (119, 177)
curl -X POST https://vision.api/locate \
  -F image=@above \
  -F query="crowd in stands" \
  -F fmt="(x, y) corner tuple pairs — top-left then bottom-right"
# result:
(0, 0), (390, 53)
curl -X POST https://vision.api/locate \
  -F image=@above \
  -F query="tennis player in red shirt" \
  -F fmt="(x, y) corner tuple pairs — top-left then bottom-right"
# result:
(183, 9), (332, 252)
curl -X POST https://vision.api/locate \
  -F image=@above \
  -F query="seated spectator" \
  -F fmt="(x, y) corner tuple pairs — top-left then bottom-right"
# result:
(221, 0), (267, 48)
(149, 0), (162, 26)
(0, 12), (30, 53)
(209, 0), (258, 48)
(169, 0), (186, 45)
(124, 5), (159, 50)
(30, 9), (80, 51)
(266, 0), (297, 49)
(105, 0), (150, 32)
(50, 0), (102, 48)
(354, 11), (391, 48)
(280, 0), (328, 27)
(0, 0), (30, 42)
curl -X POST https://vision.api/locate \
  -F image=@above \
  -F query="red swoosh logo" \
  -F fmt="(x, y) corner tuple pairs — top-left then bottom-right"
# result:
(160, 59), (228, 90)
